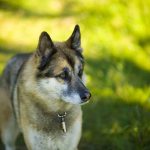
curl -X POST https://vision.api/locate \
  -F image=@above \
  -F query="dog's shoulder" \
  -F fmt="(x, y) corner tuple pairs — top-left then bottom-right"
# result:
(1, 53), (32, 91)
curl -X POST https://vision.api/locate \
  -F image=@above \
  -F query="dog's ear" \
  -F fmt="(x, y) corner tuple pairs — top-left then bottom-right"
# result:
(66, 25), (82, 52)
(37, 31), (56, 70)
(37, 31), (56, 56)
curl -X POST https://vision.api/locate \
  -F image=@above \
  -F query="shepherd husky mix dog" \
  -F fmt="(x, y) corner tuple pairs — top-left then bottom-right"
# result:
(0, 25), (91, 150)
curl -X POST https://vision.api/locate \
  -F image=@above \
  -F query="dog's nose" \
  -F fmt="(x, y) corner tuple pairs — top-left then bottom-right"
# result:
(81, 92), (91, 101)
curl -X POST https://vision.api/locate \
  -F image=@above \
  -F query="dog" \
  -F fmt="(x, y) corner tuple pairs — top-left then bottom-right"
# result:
(0, 25), (91, 150)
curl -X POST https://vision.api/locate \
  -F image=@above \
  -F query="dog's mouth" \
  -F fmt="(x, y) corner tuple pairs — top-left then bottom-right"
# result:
(80, 100), (90, 105)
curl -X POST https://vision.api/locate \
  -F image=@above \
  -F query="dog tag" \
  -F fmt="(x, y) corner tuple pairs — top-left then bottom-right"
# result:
(58, 112), (67, 133)
(61, 117), (66, 133)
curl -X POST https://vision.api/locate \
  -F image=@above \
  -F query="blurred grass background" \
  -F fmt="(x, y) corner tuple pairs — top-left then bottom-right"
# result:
(0, 0), (150, 149)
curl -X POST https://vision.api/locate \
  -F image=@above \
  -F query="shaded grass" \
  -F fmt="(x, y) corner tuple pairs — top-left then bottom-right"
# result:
(81, 98), (150, 150)
(86, 55), (150, 92)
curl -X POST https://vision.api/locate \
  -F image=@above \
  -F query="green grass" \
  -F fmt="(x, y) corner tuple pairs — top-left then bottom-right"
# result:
(0, 0), (150, 149)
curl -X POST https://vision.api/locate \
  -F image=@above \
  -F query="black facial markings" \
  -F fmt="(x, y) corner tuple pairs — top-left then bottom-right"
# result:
(56, 67), (71, 82)
(75, 50), (84, 77)
(75, 50), (84, 62)
(78, 66), (83, 78)
(38, 49), (57, 71)
(36, 68), (55, 78)
(44, 70), (55, 78)
(63, 52), (75, 69)
(38, 55), (49, 71)
(77, 56), (84, 78)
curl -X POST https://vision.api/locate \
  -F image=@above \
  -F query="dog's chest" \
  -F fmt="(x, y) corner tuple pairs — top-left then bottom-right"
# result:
(26, 116), (81, 150)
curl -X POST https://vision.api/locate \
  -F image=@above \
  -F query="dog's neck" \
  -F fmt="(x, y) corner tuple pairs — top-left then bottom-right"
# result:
(19, 94), (81, 134)
(32, 103), (81, 134)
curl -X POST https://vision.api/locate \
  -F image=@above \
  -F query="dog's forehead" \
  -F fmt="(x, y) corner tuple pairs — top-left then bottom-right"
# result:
(50, 56), (71, 73)
(54, 42), (83, 70)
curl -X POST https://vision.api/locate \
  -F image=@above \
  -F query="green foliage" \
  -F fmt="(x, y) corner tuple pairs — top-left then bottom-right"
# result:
(0, 0), (150, 149)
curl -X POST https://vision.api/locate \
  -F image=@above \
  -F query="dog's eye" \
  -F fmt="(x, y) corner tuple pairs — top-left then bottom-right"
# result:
(58, 72), (67, 80)
(56, 67), (71, 81)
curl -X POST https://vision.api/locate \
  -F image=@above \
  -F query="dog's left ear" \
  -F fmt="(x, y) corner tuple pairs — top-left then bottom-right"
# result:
(66, 25), (82, 52)
(37, 31), (56, 70)
(37, 31), (56, 57)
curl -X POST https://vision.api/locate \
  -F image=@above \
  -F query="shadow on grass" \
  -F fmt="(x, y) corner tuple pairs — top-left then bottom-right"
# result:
(86, 55), (150, 89)
(80, 98), (150, 150)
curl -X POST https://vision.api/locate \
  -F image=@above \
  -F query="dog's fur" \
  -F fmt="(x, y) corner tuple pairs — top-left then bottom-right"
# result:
(0, 25), (91, 150)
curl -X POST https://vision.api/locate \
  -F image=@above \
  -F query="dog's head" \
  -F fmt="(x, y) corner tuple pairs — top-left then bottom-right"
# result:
(35, 25), (91, 105)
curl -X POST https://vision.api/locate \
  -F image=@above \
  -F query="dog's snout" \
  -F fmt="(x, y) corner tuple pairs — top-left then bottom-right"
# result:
(75, 77), (91, 103)
(81, 91), (91, 101)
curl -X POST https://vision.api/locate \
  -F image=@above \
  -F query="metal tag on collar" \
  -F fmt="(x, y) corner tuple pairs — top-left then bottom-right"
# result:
(58, 112), (67, 133)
